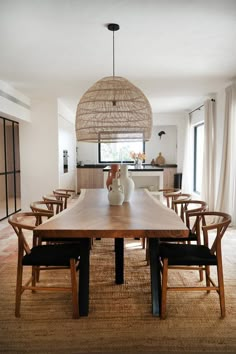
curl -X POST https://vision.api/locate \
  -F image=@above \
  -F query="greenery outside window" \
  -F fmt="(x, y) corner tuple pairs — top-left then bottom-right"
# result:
(99, 141), (145, 163)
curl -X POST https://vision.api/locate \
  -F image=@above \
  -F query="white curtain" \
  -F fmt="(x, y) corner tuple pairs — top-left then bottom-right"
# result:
(216, 84), (236, 225)
(201, 99), (215, 209)
(181, 116), (193, 193)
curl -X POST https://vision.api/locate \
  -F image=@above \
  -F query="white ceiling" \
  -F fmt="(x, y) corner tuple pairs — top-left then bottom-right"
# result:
(1, 0), (236, 115)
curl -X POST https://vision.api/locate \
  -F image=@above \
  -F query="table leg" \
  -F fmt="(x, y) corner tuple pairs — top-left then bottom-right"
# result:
(149, 237), (161, 316)
(79, 238), (90, 316)
(115, 238), (124, 284)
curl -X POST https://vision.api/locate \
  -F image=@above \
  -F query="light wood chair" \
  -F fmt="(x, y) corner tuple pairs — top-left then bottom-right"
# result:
(30, 199), (81, 245)
(53, 190), (72, 209)
(158, 188), (181, 208)
(30, 200), (63, 219)
(42, 195), (64, 213)
(143, 193), (192, 259)
(160, 199), (208, 280)
(165, 191), (191, 210)
(172, 199), (208, 242)
(54, 188), (75, 195)
(8, 212), (80, 319)
(159, 211), (231, 319)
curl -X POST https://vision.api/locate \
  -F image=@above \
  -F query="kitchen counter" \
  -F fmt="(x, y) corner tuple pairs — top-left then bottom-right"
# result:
(103, 165), (164, 171)
(77, 163), (177, 169)
(103, 165), (164, 190)
(77, 164), (178, 191)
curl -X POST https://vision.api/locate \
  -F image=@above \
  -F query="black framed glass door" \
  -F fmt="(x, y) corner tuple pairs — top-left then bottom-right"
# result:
(0, 116), (21, 221)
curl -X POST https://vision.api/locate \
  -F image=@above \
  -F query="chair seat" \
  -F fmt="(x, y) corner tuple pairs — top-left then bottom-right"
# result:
(41, 237), (80, 243)
(23, 243), (80, 266)
(160, 243), (217, 266)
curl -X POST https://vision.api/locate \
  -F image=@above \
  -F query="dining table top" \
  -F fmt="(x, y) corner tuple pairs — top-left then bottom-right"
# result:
(34, 188), (189, 239)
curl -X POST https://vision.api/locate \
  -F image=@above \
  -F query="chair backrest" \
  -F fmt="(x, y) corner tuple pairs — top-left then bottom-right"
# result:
(54, 188), (75, 195)
(8, 212), (51, 255)
(188, 211), (231, 254)
(42, 195), (64, 213)
(162, 191), (191, 209)
(172, 199), (208, 230)
(158, 188), (181, 208)
(168, 193), (192, 210)
(30, 201), (54, 223)
(53, 190), (71, 209)
(31, 199), (63, 215)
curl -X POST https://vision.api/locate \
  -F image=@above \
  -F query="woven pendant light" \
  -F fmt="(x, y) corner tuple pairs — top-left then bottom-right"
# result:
(75, 24), (152, 143)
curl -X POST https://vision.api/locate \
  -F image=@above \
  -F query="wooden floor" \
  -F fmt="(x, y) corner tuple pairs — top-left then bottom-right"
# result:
(0, 197), (21, 222)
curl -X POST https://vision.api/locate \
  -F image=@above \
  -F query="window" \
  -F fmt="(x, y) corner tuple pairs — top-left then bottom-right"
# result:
(99, 141), (145, 163)
(0, 116), (21, 220)
(193, 123), (204, 194)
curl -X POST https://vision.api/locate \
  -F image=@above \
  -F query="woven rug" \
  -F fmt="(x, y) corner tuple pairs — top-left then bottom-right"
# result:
(0, 232), (236, 353)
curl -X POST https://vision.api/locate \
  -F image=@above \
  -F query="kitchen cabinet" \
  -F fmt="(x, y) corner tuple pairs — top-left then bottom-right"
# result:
(77, 165), (177, 191)
(77, 168), (104, 190)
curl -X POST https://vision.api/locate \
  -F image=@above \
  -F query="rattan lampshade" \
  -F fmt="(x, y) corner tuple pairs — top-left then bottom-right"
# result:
(75, 75), (152, 142)
(75, 23), (153, 143)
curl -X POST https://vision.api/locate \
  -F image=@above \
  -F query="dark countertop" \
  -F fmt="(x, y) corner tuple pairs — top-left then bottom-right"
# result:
(103, 165), (164, 171)
(77, 163), (177, 169)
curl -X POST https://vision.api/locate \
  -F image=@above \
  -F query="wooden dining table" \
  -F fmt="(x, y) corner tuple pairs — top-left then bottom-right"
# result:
(34, 188), (189, 317)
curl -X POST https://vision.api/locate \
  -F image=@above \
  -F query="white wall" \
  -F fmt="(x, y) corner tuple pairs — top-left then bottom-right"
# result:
(58, 100), (76, 191)
(152, 112), (188, 173)
(20, 100), (59, 209)
(0, 81), (78, 211)
(145, 125), (177, 165)
(0, 80), (31, 122)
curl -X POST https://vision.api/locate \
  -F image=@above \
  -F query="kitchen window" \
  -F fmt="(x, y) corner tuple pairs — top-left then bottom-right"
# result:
(99, 141), (145, 163)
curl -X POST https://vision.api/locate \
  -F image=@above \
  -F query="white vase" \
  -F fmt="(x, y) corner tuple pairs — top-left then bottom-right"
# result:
(108, 177), (124, 205)
(119, 165), (135, 202)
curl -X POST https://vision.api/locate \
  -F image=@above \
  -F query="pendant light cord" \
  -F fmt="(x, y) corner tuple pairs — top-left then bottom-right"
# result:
(113, 29), (115, 77)
(108, 23), (120, 78)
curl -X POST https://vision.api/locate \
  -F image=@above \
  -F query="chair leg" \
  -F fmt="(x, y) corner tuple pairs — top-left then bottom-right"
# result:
(142, 238), (146, 249)
(196, 236), (204, 281)
(31, 266), (37, 293)
(70, 259), (79, 319)
(146, 238), (150, 265)
(35, 266), (40, 283)
(217, 261), (225, 318)
(205, 265), (211, 293)
(15, 263), (23, 317)
(199, 267), (204, 282)
(161, 259), (168, 319)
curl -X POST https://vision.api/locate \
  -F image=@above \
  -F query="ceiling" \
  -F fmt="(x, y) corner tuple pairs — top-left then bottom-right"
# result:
(1, 0), (236, 116)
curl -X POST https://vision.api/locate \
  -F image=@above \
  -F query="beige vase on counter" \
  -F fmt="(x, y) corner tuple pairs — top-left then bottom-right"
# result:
(155, 152), (165, 165)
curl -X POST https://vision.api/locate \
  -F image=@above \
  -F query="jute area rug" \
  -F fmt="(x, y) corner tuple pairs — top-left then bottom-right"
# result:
(0, 231), (236, 353)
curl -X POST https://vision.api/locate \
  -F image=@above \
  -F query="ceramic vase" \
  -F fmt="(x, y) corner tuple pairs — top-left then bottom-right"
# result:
(108, 177), (124, 205)
(106, 164), (120, 189)
(119, 164), (135, 202)
(156, 152), (165, 165)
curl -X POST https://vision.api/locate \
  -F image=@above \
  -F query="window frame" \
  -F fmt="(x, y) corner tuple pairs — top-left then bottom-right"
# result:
(98, 141), (146, 163)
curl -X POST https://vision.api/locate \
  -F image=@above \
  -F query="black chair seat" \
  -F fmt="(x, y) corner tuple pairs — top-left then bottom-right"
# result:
(41, 237), (80, 243)
(23, 243), (80, 266)
(160, 243), (217, 266)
